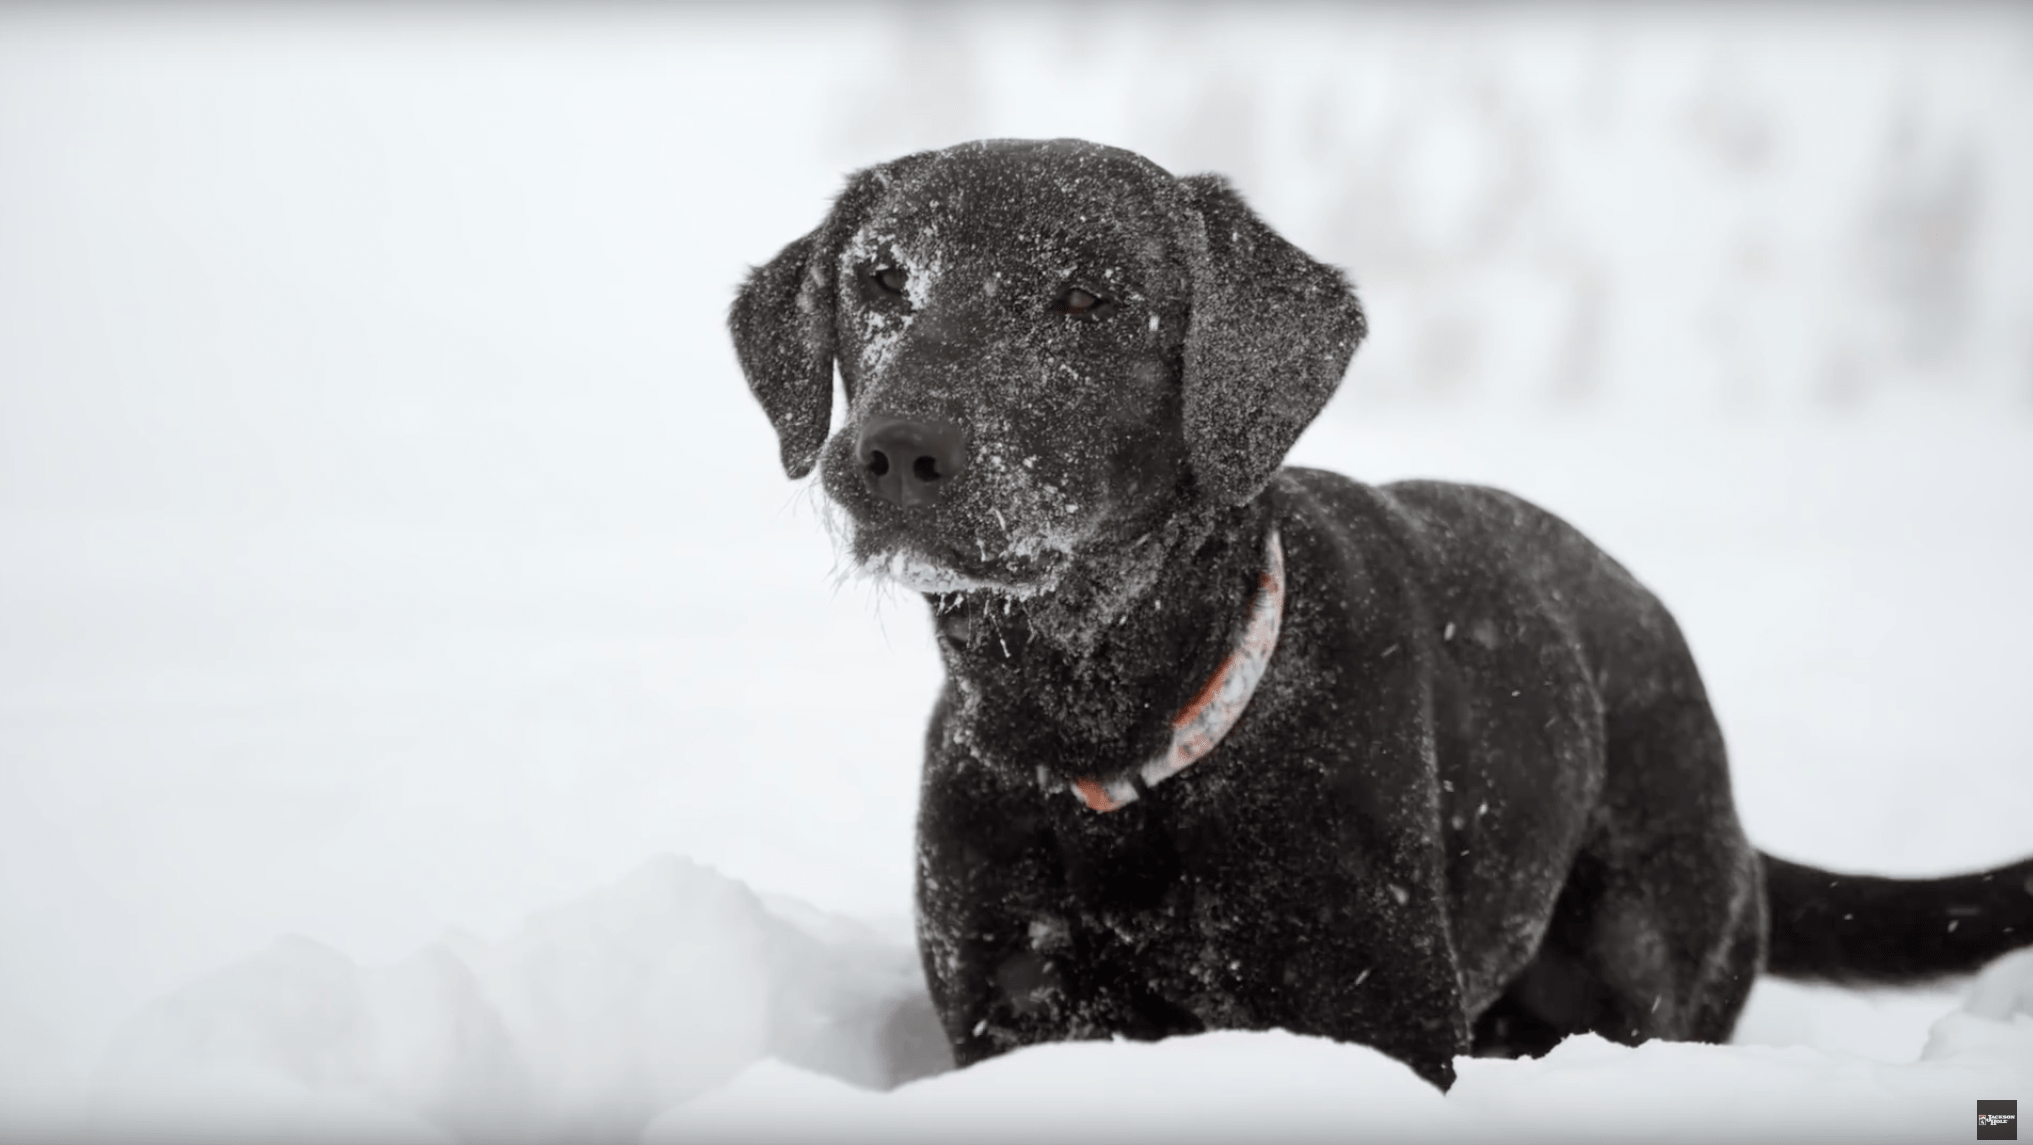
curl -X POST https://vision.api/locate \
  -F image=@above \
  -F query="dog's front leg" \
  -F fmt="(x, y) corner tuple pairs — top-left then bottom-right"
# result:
(913, 704), (1093, 1065)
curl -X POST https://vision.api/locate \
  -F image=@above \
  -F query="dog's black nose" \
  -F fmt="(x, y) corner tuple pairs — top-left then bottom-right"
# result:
(857, 415), (968, 507)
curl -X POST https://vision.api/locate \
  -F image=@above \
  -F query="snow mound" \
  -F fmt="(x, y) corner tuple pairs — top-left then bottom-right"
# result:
(648, 1029), (1446, 1144)
(1956, 946), (2033, 1025)
(1448, 1028), (2031, 1144)
(81, 855), (2033, 1144)
(1921, 947), (2033, 1067)
(91, 857), (946, 1144)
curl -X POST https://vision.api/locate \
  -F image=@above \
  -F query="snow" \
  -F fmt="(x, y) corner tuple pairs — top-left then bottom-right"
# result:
(56, 857), (2033, 1144)
(84, 857), (944, 1144)
(2, 3), (2031, 1142)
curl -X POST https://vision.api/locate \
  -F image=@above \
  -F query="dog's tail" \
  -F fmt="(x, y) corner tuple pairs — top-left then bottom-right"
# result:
(1760, 851), (2033, 983)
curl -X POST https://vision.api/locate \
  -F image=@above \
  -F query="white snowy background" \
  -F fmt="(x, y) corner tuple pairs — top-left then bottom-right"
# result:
(2, 3), (2031, 1142)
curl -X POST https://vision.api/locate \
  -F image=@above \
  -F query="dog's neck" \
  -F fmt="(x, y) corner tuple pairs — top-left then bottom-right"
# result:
(928, 495), (1277, 789)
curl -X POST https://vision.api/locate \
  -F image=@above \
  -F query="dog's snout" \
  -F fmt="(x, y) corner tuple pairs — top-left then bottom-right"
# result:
(857, 416), (969, 508)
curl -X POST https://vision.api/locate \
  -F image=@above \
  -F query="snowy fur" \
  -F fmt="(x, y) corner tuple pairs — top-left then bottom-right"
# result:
(731, 139), (2033, 1093)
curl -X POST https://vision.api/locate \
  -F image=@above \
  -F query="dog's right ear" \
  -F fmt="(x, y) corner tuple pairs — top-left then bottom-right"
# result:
(729, 222), (838, 481)
(730, 160), (927, 480)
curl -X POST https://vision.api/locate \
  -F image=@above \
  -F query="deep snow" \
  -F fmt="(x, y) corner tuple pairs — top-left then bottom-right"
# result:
(2, 3), (2031, 1142)
(59, 858), (2033, 1144)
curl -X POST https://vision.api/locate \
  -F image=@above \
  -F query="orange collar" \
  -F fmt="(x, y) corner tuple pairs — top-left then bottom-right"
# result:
(1070, 526), (1286, 812)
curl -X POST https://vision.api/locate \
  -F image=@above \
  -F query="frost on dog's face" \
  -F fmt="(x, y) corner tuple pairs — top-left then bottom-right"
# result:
(732, 139), (1364, 604)
(813, 143), (1194, 597)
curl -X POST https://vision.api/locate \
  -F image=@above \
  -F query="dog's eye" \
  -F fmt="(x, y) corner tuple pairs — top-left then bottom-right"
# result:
(1054, 287), (1114, 318)
(874, 267), (908, 296)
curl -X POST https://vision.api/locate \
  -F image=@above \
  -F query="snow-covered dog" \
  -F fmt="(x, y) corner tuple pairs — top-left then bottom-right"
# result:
(729, 138), (2033, 1088)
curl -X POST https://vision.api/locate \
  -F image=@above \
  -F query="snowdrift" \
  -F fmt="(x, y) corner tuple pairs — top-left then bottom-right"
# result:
(86, 858), (945, 1143)
(73, 857), (2033, 1144)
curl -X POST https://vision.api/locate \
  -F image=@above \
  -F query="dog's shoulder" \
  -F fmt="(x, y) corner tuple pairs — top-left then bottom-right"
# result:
(1269, 466), (1566, 568)
(1268, 466), (1663, 646)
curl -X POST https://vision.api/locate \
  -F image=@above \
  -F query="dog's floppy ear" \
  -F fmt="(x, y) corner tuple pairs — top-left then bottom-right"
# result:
(729, 162), (920, 479)
(1177, 174), (1366, 506)
(729, 220), (839, 480)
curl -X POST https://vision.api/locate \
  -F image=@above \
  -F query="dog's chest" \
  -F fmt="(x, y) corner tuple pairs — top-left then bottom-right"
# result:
(1041, 775), (1346, 973)
(1042, 827), (1285, 1027)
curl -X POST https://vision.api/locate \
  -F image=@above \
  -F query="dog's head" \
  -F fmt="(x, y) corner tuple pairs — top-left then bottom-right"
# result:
(730, 139), (1363, 597)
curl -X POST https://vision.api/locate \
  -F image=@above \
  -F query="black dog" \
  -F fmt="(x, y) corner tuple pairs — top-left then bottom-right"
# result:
(730, 138), (2033, 1089)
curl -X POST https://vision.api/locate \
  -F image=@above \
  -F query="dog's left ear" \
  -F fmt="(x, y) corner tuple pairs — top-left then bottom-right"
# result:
(1177, 175), (1366, 506)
